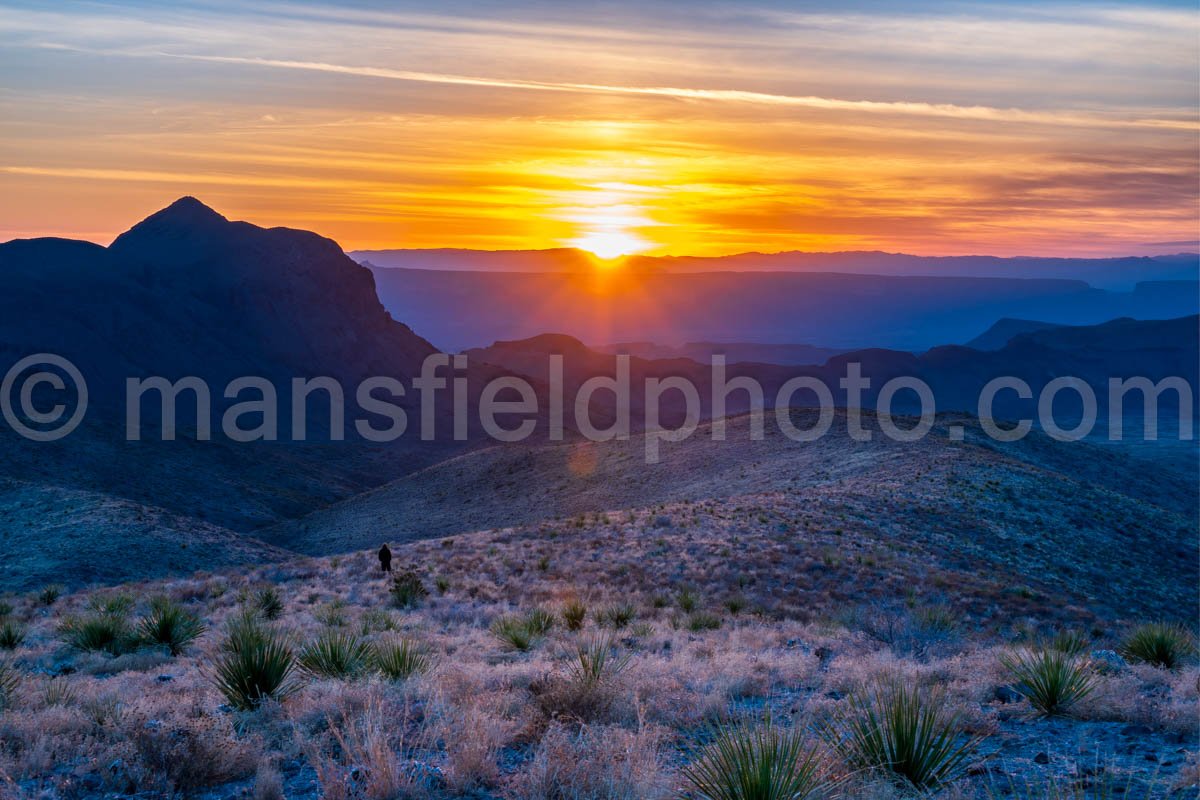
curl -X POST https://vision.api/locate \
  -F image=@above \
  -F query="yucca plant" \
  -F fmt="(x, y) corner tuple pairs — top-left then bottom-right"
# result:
(688, 611), (723, 632)
(298, 630), (373, 679)
(390, 568), (428, 609)
(677, 587), (701, 613)
(1046, 629), (1091, 658)
(254, 586), (285, 621)
(0, 619), (26, 650)
(823, 681), (983, 790)
(210, 617), (299, 710)
(567, 633), (631, 690)
(37, 585), (63, 606)
(372, 637), (432, 680)
(683, 719), (836, 800)
(562, 600), (587, 632)
(0, 660), (19, 710)
(1000, 648), (1096, 716)
(59, 612), (138, 656)
(137, 597), (206, 656)
(599, 602), (636, 629)
(491, 613), (543, 652)
(524, 607), (557, 636)
(1119, 623), (1196, 670)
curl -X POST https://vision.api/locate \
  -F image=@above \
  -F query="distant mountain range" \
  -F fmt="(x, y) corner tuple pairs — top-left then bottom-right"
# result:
(368, 266), (1198, 353)
(354, 247), (1199, 290)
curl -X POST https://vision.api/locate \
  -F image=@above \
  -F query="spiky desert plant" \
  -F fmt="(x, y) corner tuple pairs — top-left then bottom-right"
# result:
(824, 681), (983, 790)
(687, 611), (723, 632)
(562, 599), (587, 632)
(1000, 648), (1096, 716)
(567, 633), (631, 690)
(1046, 629), (1091, 657)
(372, 637), (432, 680)
(683, 719), (836, 800)
(59, 612), (138, 656)
(137, 597), (206, 656)
(390, 568), (428, 609)
(598, 602), (636, 629)
(254, 586), (285, 621)
(677, 587), (701, 613)
(491, 613), (543, 652)
(298, 630), (373, 679)
(0, 619), (26, 650)
(1119, 623), (1196, 670)
(37, 585), (63, 606)
(0, 660), (19, 710)
(210, 616), (299, 710)
(524, 607), (557, 636)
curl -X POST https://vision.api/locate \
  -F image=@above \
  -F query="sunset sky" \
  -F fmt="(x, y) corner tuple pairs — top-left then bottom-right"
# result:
(0, 0), (1197, 257)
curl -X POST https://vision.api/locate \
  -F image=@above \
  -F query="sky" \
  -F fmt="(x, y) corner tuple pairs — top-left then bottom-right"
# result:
(0, 0), (1197, 257)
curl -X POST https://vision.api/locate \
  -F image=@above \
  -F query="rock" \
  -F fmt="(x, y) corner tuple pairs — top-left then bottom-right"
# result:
(1090, 649), (1126, 673)
(1120, 724), (1153, 737)
(652, 515), (673, 528)
(1034, 752), (1050, 764)
(993, 685), (1022, 704)
(156, 674), (174, 682)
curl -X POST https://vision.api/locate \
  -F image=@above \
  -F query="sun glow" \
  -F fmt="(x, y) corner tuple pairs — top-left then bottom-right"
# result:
(572, 228), (651, 260)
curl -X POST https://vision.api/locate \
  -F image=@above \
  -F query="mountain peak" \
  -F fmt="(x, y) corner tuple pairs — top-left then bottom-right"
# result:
(156, 196), (227, 224)
(108, 197), (234, 260)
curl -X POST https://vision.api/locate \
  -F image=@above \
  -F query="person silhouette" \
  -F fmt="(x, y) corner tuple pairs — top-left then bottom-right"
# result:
(378, 543), (392, 573)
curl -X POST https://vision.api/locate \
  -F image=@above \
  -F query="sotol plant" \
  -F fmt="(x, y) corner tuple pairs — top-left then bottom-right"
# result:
(683, 719), (836, 800)
(1119, 623), (1196, 670)
(137, 597), (206, 656)
(211, 614), (299, 710)
(1000, 648), (1096, 716)
(824, 681), (983, 791)
(390, 569), (429, 609)
(372, 637), (432, 680)
(298, 630), (374, 679)
(60, 612), (138, 656)
(0, 619), (26, 650)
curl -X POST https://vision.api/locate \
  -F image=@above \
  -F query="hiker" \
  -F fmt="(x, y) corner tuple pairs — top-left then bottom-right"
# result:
(378, 543), (392, 573)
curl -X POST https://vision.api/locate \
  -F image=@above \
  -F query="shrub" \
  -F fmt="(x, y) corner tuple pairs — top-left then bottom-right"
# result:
(562, 600), (587, 632)
(38, 584), (63, 606)
(599, 602), (636, 629)
(298, 630), (374, 679)
(390, 568), (429, 609)
(1000, 648), (1096, 716)
(87, 593), (134, 616)
(137, 597), (206, 656)
(824, 681), (982, 790)
(0, 660), (19, 710)
(211, 617), (299, 710)
(687, 612), (722, 632)
(60, 612), (138, 655)
(491, 613), (545, 652)
(372, 637), (433, 680)
(683, 719), (835, 800)
(254, 586), (285, 620)
(314, 600), (348, 628)
(534, 635), (631, 723)
(524, 608), (557, 636)
(1047, 629), (1091, 657)
(435, 576), (451, 594)
(43, 677), (76, 707)
(677, 588), (700, 613)
(0, 619), (26, 650)
(723, 596), (747, 616)
(1119, 623), (1196, 670)
(568, 633), (631, 690)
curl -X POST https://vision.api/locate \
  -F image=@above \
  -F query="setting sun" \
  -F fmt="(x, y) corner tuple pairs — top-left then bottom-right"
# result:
(571, 229), (650, 260)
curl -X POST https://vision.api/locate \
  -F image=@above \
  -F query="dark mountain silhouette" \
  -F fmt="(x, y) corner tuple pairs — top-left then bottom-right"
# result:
(0, 197), (437, 411)
(596, 340), (848, 365)
(468, 316), (1199, 425)
(369, 267), (1199, 353)
(355, 247), (1199, 289)
(965, 318), (1066, 350)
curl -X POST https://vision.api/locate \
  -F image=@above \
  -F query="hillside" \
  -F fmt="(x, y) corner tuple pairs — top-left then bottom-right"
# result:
(264, 410), (1197, 624)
